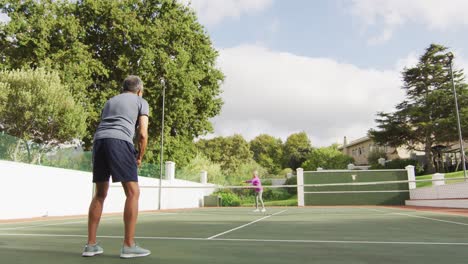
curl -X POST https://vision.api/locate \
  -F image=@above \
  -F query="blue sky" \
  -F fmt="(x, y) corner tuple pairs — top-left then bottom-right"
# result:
(186, 0), (468, 146)
(205, 0), (468, 69)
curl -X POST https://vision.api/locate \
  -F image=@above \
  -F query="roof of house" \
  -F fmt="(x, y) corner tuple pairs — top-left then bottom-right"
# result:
(338, 136), (372, 150)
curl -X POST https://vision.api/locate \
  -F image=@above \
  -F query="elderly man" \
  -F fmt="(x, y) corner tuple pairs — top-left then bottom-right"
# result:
(82, 75), (151, 258)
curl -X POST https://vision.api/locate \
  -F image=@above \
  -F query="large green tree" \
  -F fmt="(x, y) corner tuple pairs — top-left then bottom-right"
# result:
(302, 145), (354, 171)
(369, 44), (468, 173)
(282, 132), (312, 170)
(0, 0), (224, 165)
(0, 68), (87, 162)
(249, 134), (283, 175)
(196, 135), (254, 173)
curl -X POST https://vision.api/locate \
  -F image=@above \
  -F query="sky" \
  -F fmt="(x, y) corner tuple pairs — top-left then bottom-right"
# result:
(185, 0), (468, 146)
(3, 1), (468, 147)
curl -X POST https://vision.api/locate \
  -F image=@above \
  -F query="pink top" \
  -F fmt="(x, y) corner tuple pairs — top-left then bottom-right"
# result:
(245, 176), (263, 192)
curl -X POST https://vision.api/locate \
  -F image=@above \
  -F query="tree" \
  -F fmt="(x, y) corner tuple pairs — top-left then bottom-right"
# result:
(196, 135), (254, 173)
(367, 148), (387, 166)
(369, 44), (468, 173)
(0, 68), (87, 163)
(177, 153), (223, 183)
(249, 134), (283, 175)
(302, 145), (354, 171)
(0, 0), (224, 165)
(282, 132), (312, 170)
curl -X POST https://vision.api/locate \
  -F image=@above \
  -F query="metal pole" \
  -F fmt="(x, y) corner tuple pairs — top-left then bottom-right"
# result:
(448, 53), (467, 179)
(158, 78), (166, 209)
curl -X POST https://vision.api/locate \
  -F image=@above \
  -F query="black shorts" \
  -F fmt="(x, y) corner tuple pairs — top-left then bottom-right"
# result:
(92, 138), (138, 183)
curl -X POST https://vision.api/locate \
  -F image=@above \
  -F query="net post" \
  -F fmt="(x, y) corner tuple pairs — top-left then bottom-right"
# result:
(433, 173), (445, 186)
(200, 170), (208, 184)
(297, 168), (304, 206)
(165, 161), (175, 181)
(406, 165), (416, 189)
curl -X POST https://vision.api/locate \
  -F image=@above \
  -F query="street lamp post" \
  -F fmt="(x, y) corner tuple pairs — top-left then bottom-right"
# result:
(158, 78), (166, 209)
(447, 52), (467, 179)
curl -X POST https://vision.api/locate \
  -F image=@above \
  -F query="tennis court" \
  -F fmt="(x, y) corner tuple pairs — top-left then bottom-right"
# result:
(2, 206), (468, 263)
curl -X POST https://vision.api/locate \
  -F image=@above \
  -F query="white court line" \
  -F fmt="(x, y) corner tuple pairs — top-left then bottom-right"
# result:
(0, 213), (177, 231)
(206, 210), (287, 240)
(367, 208), (468, 226)
(0, 219), (90, 231)
(1, 233), (468, 246)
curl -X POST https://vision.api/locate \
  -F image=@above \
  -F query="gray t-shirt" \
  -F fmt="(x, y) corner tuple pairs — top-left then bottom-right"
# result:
(94, 93), (149, 144)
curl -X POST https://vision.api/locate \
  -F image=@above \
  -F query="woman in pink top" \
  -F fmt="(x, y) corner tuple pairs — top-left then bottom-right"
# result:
(245, 170), (266, 212)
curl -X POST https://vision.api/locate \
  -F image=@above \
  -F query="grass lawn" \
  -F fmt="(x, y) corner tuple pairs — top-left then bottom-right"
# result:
(416, 171), (468, 188)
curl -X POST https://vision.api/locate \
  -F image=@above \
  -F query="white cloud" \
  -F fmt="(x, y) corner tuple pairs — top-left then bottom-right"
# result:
(208, 45), (407, 146)
(182, 0), (273, 26)
(394, 52), (419, 72)
(349, 0), (468, 44)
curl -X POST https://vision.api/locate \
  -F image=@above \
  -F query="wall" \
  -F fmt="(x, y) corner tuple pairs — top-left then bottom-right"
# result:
(409, 181), (468, 200)
(0, 160), (215, 220)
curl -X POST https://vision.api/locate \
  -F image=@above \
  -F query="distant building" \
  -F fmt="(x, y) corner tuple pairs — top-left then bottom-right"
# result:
(338, 136), (422, 166)
(339, 135), (468, 171)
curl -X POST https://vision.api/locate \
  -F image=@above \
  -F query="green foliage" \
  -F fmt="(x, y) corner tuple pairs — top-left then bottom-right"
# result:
(42, 148), (92, 172)
(0, 133), (14, 160)
(215, 189), (241, 207)
(0, 1), (224, 166)
(138, 163), (161, 178)
(0, 68), (87, 162)
(279, 168), (293, 178)
(261, 179), (273, 186)
(370, 158), (424, 175)
(162, 135), (197, 167)
(176, 154), (223, 183)
(196, 134), (254, 173)
(284, 176), (297, 195)
(302, 145), (353, 171)
(282, 132), (312, 170)
(263, 188), (291, 201)
(0, 132), (35, 162)
(249, 134), (283, 175)
(369, 44), (468, 173)
(226, 159), (267, 185)
(367, 148), (388, 166)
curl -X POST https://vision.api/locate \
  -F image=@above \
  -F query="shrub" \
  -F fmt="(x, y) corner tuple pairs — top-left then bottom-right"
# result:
(367, 149), (387, 165)
(262, 179), (272, 186)
(263, 188), (291, 200)
(284, 176), (297, 195)
(215, 189), (241, 207)
(370, 158), (424, 175)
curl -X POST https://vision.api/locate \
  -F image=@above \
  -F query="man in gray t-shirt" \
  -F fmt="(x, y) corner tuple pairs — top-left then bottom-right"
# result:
(94, 92), (149, 145)
(83, 75), (151, 259)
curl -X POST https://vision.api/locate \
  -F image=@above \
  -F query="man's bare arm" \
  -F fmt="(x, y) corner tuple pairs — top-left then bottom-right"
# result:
(136, 115), (149, 167)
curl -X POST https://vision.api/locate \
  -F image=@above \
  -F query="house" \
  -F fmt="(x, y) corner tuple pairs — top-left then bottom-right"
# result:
(338, 136), (422, 166)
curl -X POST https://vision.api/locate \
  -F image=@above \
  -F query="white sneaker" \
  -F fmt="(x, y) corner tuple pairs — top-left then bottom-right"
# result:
(82, 243), (104, 257)
(253, 209), (260, 212)
(261, 208), (266, 213)
(120, 243), (151, 259)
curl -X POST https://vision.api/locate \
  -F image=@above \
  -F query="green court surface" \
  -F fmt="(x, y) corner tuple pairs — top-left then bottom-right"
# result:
(2, 206), (468, 263)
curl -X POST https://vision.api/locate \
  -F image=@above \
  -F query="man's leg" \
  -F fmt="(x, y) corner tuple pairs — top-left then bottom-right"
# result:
(87, 182), (109, 245)
(121, 181), (140, 247)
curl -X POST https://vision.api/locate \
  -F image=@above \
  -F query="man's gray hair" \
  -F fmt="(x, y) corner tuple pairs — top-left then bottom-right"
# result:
(122, 75), (143, 93)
